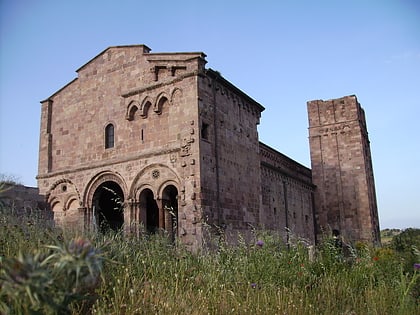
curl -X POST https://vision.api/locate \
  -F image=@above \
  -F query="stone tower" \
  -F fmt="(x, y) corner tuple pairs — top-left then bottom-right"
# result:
(307, 95), (380, 244)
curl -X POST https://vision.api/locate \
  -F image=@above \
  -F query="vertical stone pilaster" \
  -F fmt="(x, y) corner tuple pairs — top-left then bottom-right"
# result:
(38, 99), (53, 174)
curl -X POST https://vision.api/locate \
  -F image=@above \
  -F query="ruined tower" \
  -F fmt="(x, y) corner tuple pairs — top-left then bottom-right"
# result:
(307, 95), (380, 244)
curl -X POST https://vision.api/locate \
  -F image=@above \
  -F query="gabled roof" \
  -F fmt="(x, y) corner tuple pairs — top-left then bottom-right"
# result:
(40, 78), (78, 103)
(76, 44), (152, 73)
(41, 44), (208, 103)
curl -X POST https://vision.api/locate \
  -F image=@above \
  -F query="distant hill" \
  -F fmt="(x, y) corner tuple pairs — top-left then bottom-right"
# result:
(381, 228), (402, 244)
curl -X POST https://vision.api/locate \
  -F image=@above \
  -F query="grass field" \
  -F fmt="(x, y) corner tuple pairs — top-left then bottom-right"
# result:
(0, 207), (419, 315)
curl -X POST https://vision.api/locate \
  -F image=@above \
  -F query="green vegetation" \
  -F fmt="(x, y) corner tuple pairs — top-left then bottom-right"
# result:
(0, 204), (419, 314)
(0, 173), (22, 186)
(381, 228), (402, 244)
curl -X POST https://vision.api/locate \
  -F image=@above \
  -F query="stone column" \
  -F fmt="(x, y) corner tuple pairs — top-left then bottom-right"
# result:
(139, 199), (147, 229)
(156, 198), (165, 230)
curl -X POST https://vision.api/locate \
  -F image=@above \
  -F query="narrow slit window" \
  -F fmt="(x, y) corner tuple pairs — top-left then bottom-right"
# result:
(201, 122), (209, 140)
(105, 123), (114, 149)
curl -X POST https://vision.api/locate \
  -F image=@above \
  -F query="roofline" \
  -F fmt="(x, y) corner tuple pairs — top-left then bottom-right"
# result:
(206, 68), (265, 112)
(308, 94), (357, 103)
(259, 141), (311, 172)
(146, 51), (207, 58)
(40, 77), (78, 103)
(76, 44), (152, 73)
(40, 45), (207, 103)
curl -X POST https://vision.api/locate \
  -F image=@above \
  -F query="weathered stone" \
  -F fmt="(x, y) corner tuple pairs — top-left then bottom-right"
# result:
(36, 45), (379, 249)
(307, 95), (380, 244)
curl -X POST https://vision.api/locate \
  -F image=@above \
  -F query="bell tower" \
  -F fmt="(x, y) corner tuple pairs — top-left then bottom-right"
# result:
(307, 95), (380, 244)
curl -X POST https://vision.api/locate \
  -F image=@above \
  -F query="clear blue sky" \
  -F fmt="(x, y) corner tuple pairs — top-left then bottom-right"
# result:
(0, 0), (419, 229)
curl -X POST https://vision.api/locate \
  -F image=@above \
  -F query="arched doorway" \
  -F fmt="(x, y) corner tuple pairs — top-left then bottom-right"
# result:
(139, 188), (159, 233)
(162, 185), (178, 242)
(92, 181), (124, 232)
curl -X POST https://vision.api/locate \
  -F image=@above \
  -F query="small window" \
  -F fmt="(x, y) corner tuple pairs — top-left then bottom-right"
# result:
(105, 124), (114, 149)
(201, 122), (209, 140)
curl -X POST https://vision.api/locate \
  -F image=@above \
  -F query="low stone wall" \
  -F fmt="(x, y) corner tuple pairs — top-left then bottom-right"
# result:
(0, 183), (51, 219)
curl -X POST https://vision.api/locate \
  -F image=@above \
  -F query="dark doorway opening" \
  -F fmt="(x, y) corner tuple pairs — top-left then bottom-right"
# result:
(93, 181), (124, 232)
(139, 189), (159, 233)
(162, 185), (178, 242)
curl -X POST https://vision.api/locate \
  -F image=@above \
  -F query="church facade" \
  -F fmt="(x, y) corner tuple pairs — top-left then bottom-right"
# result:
(37, 45), (380, 248)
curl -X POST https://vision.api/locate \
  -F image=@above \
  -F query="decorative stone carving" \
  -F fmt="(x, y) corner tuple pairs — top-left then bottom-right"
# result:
(151, 169), (160, 179)
(180, 137), (194, 157)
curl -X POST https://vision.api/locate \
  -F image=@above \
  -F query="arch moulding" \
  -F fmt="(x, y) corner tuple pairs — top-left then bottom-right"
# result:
(126, 100), (140, 121)
(83, 171), (128, 208)
(129, 164), (181, 201)
(46, 178), (82, 212)
(158, 180), (180, 200)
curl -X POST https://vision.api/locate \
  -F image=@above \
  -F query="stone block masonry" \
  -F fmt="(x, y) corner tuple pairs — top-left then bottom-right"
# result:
(307, 95), (380, 244)
(36, 45), (380, 249)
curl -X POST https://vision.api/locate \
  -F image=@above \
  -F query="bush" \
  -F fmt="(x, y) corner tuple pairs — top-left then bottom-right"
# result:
(391, 228), (420, 270)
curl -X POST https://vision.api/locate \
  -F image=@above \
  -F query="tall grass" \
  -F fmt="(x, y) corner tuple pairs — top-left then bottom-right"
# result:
(0, 207), (419, 315)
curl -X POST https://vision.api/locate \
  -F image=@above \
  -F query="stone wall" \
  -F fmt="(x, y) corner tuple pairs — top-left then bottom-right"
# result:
(0, 183), (49, 218)
(37, 45), (207, 248)
(307, 95), (380, 244)
(197, 70), (264, 243)
(259, 143), (315, 243)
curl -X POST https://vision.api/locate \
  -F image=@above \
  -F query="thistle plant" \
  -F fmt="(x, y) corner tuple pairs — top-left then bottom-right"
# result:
(0, 237), (104, 314)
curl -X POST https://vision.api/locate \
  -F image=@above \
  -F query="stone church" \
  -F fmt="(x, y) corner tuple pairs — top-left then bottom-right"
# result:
(37, 45), (380, 248)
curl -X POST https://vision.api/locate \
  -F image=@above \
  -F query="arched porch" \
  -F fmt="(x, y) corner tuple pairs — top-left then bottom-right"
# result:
(129, 183), (178, 241)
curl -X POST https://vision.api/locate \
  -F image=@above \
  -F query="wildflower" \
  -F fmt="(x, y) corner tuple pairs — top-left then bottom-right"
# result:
(256, 240), (264, 247)
(414, 263), (420, 270)
(372, 256), (379, 261)
(250, 283), (257, 289)
(68, 237), (95, 257)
